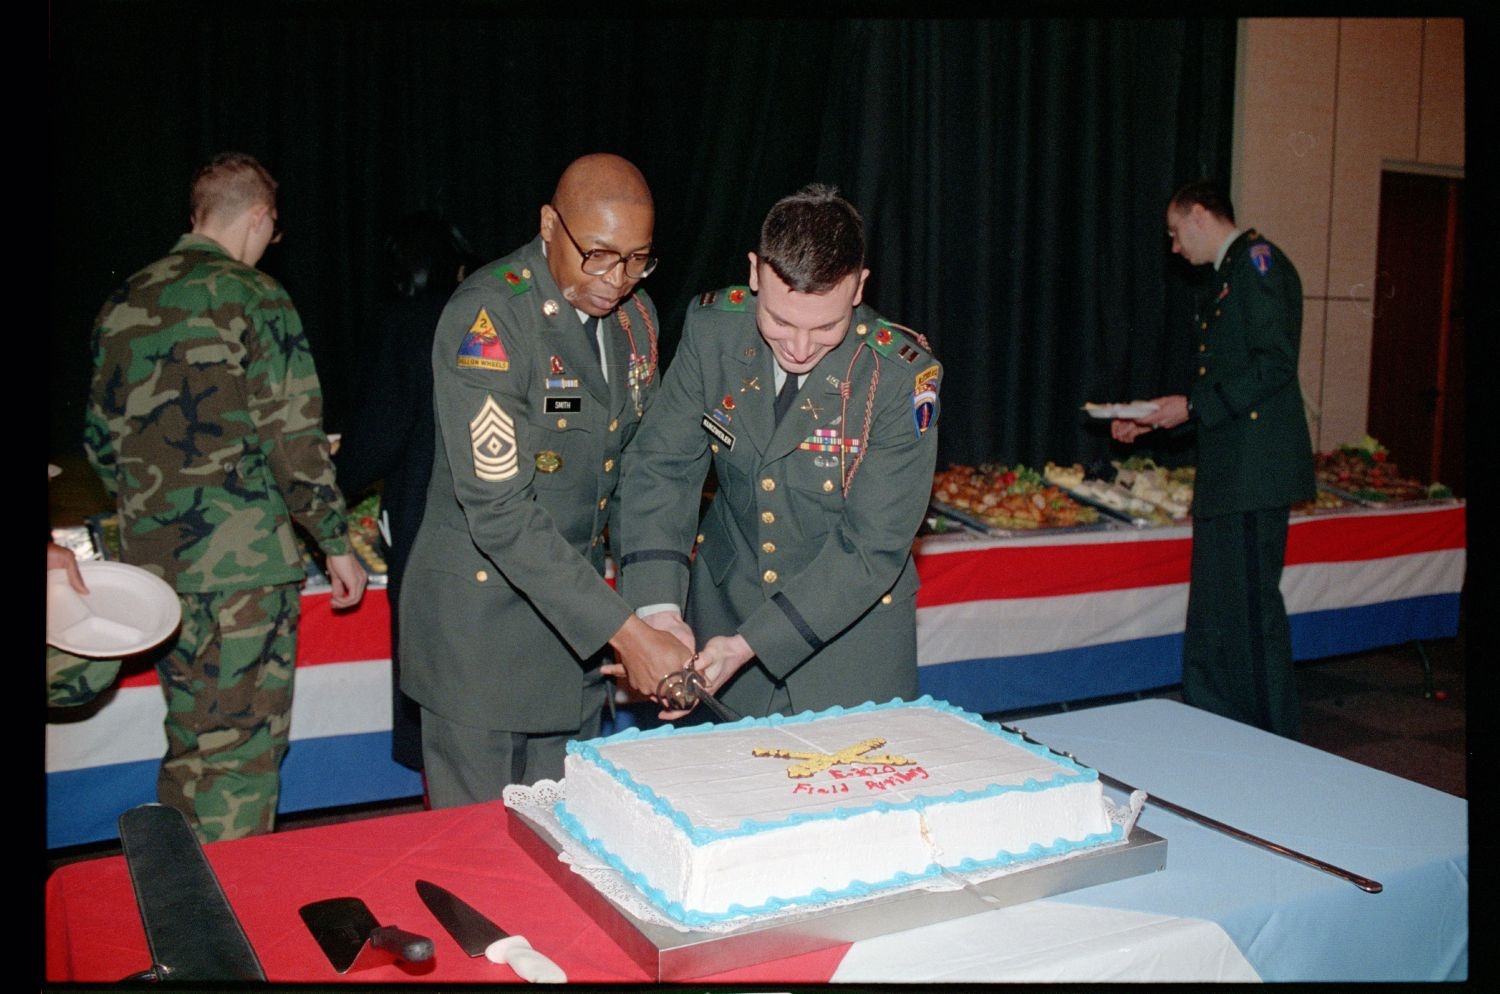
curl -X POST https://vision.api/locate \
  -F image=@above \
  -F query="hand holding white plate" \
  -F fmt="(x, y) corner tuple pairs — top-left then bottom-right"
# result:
(47, 561), (181, 658)
(1083, 401), (1160, 420)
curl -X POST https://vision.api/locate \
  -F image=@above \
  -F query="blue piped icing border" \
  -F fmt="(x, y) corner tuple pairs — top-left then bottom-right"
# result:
(563, 695), (1098, 842)
(554, 695), (1124, 926)
(552, 805), (1122, 927)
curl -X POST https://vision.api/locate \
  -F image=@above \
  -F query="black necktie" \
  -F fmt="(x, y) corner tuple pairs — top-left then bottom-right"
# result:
(588, 317), (607, 381)
(773, 372), (798, 425)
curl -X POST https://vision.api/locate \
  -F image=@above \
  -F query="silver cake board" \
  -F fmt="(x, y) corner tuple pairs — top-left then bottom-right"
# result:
(508, 807), (1167, 981)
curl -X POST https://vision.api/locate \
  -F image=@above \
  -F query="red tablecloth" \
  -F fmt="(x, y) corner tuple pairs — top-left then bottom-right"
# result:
(45, 801), (851, 984)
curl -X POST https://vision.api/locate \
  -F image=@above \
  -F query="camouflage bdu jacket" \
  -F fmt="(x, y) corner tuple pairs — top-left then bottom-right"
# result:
(85, 234), (350, 591)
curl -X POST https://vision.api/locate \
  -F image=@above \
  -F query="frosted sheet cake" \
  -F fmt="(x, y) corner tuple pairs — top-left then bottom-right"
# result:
(554, 696), (1123, 926)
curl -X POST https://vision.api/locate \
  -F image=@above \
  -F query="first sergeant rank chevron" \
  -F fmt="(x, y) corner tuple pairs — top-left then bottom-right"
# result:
(470, 395), (518, 481)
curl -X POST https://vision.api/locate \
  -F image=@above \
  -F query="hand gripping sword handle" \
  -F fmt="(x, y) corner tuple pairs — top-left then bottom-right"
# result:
(653, 653), (741, 721)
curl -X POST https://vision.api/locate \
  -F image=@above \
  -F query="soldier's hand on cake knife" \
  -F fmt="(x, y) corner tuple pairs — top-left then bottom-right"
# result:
(605, 615), (695, 700)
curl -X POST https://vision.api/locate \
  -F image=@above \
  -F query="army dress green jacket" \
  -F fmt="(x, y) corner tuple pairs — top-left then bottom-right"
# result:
(1187, 230), (1316, 518)
(85, 234), (350, 592)
(617, 290), (941, 716)
(399, 236), (661, 732)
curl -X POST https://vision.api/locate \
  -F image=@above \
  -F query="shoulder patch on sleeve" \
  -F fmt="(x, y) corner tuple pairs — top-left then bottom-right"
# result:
(866, 319), (932, 365)
(1249, 242), (1273, 276)
(494, 265), (533, 295)
(470, 394), (519, 481)
(457, 308), (511, 370)
(913, 363), (941, 436)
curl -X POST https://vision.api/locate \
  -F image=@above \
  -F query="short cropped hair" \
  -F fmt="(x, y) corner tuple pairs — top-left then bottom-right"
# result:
(1170, 180), (1235, 225)
(757, 183), (865, 293)
(190, 152), (278, 227)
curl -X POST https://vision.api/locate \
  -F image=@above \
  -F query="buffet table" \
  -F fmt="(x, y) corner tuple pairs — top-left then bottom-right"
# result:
(44, 699), (1467, 983)
(915, 501), (1466, 713)
(44, 501), (1465, 849)
(45, 588), (424, 849)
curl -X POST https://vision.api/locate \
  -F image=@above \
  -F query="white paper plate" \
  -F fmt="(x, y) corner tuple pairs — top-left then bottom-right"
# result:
(47, 561), (181, 658)
(1083, 402), (1160, 420)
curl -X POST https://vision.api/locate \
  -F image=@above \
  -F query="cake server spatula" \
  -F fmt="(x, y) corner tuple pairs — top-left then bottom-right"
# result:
(298, 896), (435, 974)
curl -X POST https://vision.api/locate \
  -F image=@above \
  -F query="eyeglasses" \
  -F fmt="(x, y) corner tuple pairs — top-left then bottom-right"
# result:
(551, 208), (657, 279)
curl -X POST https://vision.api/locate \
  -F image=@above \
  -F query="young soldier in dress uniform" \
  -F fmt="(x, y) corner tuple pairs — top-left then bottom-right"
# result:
(1112, 180), (1315, 739)
(612, 184), (942, 719)
(399, 154), (694, 806)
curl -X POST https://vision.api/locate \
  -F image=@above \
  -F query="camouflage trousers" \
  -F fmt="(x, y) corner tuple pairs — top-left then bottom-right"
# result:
(155, 583), (300, 843)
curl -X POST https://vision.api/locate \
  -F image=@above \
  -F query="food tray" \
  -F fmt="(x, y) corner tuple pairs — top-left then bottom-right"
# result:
(1314, 481), (1459, 510)
(928, 499), (1122, 538)
(508, 801), (1166, 981)
(1058, 486), (1176, 530)
(1290, 484), (1358, 517)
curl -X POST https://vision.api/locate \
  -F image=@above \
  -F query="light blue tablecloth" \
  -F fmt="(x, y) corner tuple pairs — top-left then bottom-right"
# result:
(1017, 699), (1467, 981)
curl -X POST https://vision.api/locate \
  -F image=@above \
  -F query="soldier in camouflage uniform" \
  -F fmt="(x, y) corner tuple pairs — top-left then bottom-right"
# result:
(46, 647), (120, 706)
(84, 152), (367, 841)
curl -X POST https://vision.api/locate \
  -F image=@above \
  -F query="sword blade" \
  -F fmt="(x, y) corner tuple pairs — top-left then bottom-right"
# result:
(694, 687), (741, 722)
(1002, 725), (1383, 894)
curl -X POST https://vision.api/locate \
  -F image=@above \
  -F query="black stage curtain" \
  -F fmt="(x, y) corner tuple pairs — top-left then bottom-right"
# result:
(51, 6), (1234, 473)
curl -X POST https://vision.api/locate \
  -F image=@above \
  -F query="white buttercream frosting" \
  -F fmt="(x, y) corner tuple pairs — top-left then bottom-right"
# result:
(553, 697), (1122, 926)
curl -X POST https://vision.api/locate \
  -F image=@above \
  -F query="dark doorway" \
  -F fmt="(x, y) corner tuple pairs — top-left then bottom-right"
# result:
(1368, 168), (1464, 495)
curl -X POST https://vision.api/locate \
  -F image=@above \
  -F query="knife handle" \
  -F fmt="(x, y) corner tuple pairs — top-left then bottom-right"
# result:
(485, 935), (567, 983)
(369, 925), (435, 963)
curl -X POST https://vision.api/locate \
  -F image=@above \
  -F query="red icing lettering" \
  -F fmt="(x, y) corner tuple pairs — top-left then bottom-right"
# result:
(792, 781), (849, 795)
(863, 766), (930, 791)
(829, 764), (900, 780)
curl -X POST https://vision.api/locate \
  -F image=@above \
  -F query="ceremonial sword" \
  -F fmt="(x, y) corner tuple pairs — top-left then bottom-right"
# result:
(1003, 724), (1383, 894)
(655, 654), (741, 722)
